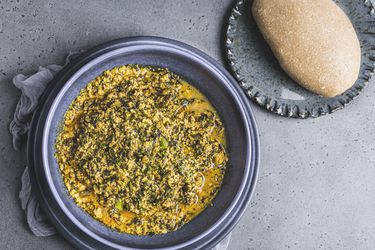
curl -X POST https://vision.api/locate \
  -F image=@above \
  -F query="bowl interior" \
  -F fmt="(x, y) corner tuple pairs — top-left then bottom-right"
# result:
(43, 44), (250, 248)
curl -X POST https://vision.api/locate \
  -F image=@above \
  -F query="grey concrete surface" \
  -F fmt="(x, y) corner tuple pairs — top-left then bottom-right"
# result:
(1, 0), (375, 249)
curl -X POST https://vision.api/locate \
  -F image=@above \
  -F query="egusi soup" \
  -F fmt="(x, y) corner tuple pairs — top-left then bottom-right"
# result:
(55, 65), (228, 235)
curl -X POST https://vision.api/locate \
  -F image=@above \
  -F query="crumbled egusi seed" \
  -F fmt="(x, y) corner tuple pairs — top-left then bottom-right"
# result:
(55, 65), (228, 235)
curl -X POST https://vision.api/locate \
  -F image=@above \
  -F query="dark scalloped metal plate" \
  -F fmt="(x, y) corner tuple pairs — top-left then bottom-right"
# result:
(225, 0), (375, 118)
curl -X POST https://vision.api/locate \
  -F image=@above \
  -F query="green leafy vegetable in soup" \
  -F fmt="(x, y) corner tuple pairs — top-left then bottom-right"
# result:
(55, 65), (228, 235)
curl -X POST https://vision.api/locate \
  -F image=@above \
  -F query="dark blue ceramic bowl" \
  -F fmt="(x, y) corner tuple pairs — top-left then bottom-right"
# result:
(27, 37), (259, 249)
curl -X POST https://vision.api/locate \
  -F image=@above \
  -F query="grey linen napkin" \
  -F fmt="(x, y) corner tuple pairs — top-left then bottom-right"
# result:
(10, 53), (231, 249)
(12, 64), (63, 236)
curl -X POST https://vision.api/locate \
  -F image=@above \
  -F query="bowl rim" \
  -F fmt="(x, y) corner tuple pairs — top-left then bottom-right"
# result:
(27, 36), (260, 249)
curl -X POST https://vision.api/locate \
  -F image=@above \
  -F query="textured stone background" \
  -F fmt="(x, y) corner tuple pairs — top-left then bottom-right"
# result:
(1, 0), (375, 249)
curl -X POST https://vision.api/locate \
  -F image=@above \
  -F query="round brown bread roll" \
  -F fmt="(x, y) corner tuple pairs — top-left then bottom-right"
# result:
(252, 0), (361, 97)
